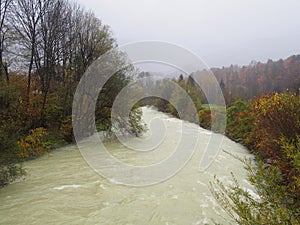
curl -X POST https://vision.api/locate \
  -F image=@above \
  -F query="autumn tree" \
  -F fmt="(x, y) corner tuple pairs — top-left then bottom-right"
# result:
(0, 0), (146, 184)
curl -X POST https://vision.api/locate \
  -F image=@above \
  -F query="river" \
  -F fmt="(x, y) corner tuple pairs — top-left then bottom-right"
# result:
(0, 107), (253, 225)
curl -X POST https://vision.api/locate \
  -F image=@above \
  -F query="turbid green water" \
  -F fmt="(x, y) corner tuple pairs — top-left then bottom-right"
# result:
(0, 108), (254, 225)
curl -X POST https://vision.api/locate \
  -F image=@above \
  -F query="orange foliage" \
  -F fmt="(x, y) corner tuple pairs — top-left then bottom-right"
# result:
(248, 93), (300, 187)
(1, 73), (44, 129)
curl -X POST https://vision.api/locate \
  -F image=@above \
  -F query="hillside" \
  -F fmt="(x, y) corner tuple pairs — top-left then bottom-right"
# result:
(212, 55), (300, 103)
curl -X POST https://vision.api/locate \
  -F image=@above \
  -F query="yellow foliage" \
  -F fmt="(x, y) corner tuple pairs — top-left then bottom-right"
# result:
(18, 128), (50, 158)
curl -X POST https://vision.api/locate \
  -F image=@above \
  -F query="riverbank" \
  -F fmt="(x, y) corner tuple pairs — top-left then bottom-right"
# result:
(148, 92), (300, 223)
(0, 129), (70, 187)
(0, 107), (253, 225)
(1, 95), (299, 224)
(209, 94), (300, 224)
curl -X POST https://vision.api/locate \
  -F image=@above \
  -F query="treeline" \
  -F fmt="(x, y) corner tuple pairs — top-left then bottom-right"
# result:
(212, 55), (300, 104)
(0, 0), (143, 186)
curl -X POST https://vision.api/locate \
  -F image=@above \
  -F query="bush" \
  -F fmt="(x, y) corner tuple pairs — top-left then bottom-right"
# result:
(251, 93), (300, 159)
(212, 93), (300, 224)
(18, 127), (50, 159)
(0, 124), (25, 186)
(226, 100), (254, 144)
(0, 164), (25, 187)
(210, 155), (300, 224)
(198, 108), (211, 129)
(198, 105), (226, 132)
(60, 116), (74, 143)
(128, 108), (146, 137)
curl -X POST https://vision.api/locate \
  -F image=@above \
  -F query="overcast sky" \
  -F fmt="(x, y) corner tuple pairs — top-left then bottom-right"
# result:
(76, 0), (300, 68)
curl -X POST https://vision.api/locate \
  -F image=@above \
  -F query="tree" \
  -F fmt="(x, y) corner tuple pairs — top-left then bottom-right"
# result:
(11, 0), (45, 100)
(0, 0), (146, 185)
(0, 0), (12, 82)
(36, 0), (68, 126)
(74, 10), (114, 81)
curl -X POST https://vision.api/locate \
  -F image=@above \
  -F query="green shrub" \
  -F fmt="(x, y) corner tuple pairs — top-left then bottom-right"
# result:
(226, 100), (254, 144)
(128, 108), (146, 137)
(210, 155), (300, 224)
(0, 164), (25, 187)
(60, 116), (74, 143)
(0, 125), (25, 187)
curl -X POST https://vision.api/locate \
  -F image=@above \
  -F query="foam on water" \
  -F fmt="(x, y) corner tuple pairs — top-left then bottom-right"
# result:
(53, 184), (81, 190)
(0, 107), (254, 225)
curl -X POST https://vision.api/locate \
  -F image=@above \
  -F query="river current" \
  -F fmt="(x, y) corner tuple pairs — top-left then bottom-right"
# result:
(0, 107), (253, 225)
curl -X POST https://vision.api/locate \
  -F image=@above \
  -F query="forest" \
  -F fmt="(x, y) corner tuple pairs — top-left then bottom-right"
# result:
(213, 55), (300, 104)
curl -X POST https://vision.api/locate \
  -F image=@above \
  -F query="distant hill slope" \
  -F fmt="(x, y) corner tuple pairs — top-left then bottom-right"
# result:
(212, 55), (300, 103)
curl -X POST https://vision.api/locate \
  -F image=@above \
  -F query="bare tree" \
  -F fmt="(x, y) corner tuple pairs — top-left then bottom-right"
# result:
(74, 10), (114, 81)
(0, 0), (13, 82)
(11, 0), (46, 99)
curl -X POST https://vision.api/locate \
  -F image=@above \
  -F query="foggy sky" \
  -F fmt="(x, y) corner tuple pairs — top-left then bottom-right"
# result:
(76, 0), (300, 68)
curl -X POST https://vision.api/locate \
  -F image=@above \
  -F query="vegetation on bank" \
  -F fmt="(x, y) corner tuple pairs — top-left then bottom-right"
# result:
(0, 0), (144, 187)
(143, 72), (300, 223)
(212, 93), (300, 224)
